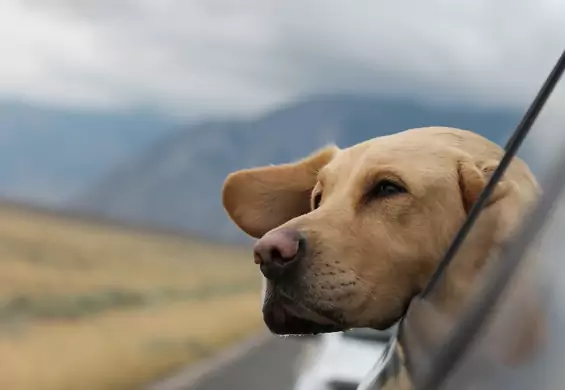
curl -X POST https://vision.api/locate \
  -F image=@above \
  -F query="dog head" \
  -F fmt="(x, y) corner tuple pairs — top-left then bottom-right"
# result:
(222, 127), (538, 335)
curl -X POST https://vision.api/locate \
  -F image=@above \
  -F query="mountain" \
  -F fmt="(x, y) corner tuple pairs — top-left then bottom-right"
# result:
(0, 101), (178, 203)
(73, 95), (525, 243)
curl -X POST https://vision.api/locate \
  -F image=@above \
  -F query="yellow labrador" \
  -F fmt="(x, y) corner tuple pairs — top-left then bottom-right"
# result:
(221, 127), (540, 343)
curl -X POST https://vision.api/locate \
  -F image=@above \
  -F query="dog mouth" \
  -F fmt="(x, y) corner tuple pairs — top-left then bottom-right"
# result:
(262, 290), (345, 335)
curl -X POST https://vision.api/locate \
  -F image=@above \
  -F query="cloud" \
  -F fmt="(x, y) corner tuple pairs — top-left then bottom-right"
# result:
(0, 0), (564, 123)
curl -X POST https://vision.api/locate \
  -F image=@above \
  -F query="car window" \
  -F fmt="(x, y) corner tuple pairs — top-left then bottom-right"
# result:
(358, 50), (565, 390)
(407, 50), (565, 390)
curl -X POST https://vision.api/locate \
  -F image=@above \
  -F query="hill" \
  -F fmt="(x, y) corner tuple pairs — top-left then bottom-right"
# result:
(73, 95), (522, 243)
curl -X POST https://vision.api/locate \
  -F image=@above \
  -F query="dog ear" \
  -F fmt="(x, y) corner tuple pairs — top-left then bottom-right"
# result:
(222, 145), (338, 238)
(456, 158), (545, 366)
(457, 159), (511, 214)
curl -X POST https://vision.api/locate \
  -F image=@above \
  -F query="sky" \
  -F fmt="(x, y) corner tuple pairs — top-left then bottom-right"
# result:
(0, 0), (564, 141)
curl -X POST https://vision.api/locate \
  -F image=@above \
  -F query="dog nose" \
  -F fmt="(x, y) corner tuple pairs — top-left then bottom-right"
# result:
(253, 228), (303, 280)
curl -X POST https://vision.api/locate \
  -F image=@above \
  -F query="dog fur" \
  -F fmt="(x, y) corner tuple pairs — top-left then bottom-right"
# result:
(221, 127), (542, 379)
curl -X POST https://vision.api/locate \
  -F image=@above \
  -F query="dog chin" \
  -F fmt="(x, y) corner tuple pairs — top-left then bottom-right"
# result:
(262, 293), (345, 335)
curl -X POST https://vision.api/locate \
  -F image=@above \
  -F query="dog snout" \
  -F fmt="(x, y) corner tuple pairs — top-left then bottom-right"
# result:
(253, 228), (304, 280)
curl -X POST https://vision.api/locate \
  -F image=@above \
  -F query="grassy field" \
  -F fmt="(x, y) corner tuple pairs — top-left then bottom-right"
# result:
(0, 203), (264, 390)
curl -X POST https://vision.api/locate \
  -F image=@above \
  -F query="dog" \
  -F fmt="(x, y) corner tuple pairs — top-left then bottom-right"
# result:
(221, 127), (542, 383)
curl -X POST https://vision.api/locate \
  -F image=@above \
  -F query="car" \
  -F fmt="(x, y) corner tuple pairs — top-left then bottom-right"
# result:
(292, 327), (395, 390)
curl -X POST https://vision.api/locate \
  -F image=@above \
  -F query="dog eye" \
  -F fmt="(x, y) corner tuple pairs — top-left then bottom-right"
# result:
(370, 180), (406, 198)
(312, 193), (322, 209)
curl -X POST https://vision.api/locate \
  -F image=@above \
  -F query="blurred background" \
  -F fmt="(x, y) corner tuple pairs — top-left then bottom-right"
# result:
(0, 1), (563, 389)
